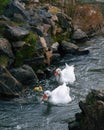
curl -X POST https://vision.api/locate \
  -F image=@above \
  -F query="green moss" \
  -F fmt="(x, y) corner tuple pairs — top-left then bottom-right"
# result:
(52, 33), (70, 43)
(15, 32), (38, 66)
(24, 31), (38, 45)
(0, 55), (9, 67)
(0, 0), (10, 15)
(86, 91), (97, 105)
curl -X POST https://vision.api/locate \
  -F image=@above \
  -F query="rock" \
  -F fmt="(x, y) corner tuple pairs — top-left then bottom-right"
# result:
(31, 26), (44, 37)
(4, 25), (29, 41)
(44, 67), (53, 78)
(20, 0), (30, 3)
(36, 69), (46, 80)
(71, 29), (88, 41)
(57, 13), (72, 31)
(0, 67), (23, 98)
(10, 65), (38, 86)
(36, 9), (53, 18)
(58, 41), (89, 57)
(21, 0), (33, 4)
(58, 41), (79, 56)
(12, 41), (26, 48)
(4, 0), (30, 20)
(0, 38), (14, 58)
(12, 13), (25, 22)
(68, 89), (104, 130)
(29, 18), (42, 26)
(24, 56), (45, 70)
(0, 38), (14, 67)
(76, 49), (90, 55)
(0, 15), (10, 21)
(51, 42), (59, 52)
(50, 53), (60, 64)
(68, 121), (80, 130)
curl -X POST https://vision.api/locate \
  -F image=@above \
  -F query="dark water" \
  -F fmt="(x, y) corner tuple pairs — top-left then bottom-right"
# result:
(0, 36), (104, 130)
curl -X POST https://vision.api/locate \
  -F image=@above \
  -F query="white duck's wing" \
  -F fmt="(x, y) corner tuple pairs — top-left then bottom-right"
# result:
(51, 84), (71, 104)
(61, 64), (76, 84)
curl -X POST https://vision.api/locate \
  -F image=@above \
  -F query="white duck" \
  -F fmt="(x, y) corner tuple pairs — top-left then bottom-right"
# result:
(54, 63), (76, 84)
(42, 83), (72, 105)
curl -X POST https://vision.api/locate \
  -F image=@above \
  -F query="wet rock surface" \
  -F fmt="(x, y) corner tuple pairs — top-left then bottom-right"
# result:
(68, 89), (104, 130)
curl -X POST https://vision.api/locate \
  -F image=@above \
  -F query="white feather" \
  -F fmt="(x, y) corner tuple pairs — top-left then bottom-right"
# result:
(43, 83), (72, 105)
(55, 63), (76, 84)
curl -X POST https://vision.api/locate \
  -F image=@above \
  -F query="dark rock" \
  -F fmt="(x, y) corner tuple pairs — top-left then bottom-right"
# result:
(36, 69), (46, 80)
(12, 13), (25, 22)
(10, 65), (38, 86)
(0, 81), (20, 99)
(79, 100), (87, 114)
(0, 67), (23, 98)
(0, 38), (14, 58)
(4, 0), (30, 20)
(12, 41), (26, 48)
(44, 67), (53, 78)
(0, 38), (14, 66)
(0, 15), (10, 21)
(36, 66), (53, 81)
(68, 121), (80, 130)
(76, 49), (90, 55)
(89, 89), (104, 101)
(24, 56), (45, 68)
(36, 9), (53, 18)
(69, 89), (104, 130)
(29, 18), (42, 26)
(50, 53), (61, 64)
(31, 26), (44, 36)
(0, 93), (19, 100)
(29, 56), (44, 64)
(58, 41), (79, 56)
(21, 0), (33, 4)
(71, 29), (88, 41)
(39, 5), (49, 11)
(57, 13), (72, 30)
(58, 41), (89, 56)
(4, 25), (29, 41)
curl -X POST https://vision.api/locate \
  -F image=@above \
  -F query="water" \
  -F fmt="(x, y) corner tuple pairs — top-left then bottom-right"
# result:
(0, 36), (104, 130)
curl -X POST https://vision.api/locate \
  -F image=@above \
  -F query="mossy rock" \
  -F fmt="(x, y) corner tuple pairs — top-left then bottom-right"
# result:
(0, 55), (9, 67)
(0, 0), (10, 15)
(52, 32), (70, 42)
(15, 32), (38, 66)
(85, 91), (97, 105)
(24, 31), (38, 45)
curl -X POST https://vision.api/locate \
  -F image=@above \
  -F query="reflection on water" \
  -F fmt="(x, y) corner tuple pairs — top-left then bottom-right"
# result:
(0, 36), (104, 130)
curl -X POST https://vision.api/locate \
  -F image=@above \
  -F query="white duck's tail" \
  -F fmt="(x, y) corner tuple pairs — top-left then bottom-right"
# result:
(65, 63), (74, 67)
(65, 63), (69, 68)
(65, 63), (74, 70)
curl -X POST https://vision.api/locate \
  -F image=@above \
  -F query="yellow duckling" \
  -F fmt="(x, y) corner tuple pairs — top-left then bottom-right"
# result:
(33, 86), (43, 92)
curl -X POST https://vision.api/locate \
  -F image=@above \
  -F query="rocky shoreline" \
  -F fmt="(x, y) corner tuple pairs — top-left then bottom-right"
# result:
(0, 0), (93, 98)
(0, 0), (104, 130)
(68, 89), (104, 130)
